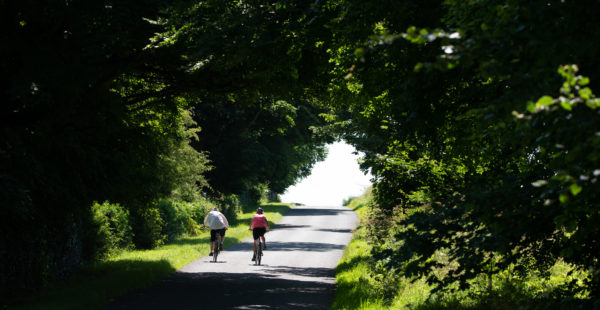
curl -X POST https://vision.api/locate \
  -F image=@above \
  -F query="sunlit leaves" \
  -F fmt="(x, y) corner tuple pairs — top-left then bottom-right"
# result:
(569, 183), (583, 196)
(537, 95), (554, 107)
(325, 0), (600, 301)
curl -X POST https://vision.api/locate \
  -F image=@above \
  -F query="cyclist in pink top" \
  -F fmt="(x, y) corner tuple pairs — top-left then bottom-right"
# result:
(249, 207), (270, 261)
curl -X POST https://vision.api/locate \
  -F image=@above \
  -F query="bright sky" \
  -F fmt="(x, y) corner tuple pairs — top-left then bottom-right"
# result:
(280, 141), (373, 206)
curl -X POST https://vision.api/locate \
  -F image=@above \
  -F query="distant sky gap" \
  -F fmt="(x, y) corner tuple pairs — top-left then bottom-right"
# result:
(280, 141), (372, 206)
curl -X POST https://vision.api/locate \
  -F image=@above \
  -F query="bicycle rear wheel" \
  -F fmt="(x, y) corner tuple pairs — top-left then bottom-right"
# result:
(256, 241), (262, 265)
(213, 239), (219, 262)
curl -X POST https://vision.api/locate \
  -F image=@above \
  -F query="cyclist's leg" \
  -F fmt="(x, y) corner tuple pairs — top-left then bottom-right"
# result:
(257, 227), (266, 250)
(209, 230), (216, 254)
(219, 229), (226, 250)
(252, 229), (259, 260)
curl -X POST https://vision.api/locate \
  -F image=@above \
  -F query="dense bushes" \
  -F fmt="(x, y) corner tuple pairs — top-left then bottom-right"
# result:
(157, 199), (214, 242)
(216, 194), (241, 222)
(130, 207), (165, 250)
(89, 197), (232, 253)
(239, 183), (270, 210)
(90, 202), (133, 259)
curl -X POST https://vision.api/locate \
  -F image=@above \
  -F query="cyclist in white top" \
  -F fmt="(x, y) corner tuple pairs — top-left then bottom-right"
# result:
(203, 207), (229, 256)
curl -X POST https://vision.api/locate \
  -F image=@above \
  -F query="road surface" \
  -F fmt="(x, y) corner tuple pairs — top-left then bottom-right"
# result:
(104, 204), (359, 310)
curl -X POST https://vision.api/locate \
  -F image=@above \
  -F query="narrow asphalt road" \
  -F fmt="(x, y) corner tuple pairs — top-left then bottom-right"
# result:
(103, 204), (359, 310)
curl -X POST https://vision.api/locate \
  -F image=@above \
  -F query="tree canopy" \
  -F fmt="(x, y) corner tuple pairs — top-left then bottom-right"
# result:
(323, 0), (600, 300)
(2, 0), (600, 305)
(1, 0), (333, 299)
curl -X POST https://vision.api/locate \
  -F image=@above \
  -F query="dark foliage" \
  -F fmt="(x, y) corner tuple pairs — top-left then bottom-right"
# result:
(325, 0), (600, 303)
(1, 0), (335, 302)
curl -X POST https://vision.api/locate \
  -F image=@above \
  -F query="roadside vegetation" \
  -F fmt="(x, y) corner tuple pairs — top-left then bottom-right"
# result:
(334, 189), (592, 309)
(9, 203), (292, 310)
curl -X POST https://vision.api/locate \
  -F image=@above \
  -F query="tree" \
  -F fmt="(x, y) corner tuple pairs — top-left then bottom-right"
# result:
(323, 0), (600, 301)
(145, 0), (336, 201)
(0, 0), (208, 298)
(1, 0), (337, 299)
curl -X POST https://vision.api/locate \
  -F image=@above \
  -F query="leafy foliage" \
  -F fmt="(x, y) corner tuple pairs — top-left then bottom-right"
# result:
(89, 201), (133, 260)
(191, 97), (331, 197)
(1, 0), (335, 301)
(323, 0), (600, 303)
(148, 0), (336, 198)
(157, 200), (207, 242)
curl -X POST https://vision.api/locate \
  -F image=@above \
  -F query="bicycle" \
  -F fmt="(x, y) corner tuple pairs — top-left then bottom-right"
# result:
(213, 234), (221, 263)
(254, 238), (263, 265)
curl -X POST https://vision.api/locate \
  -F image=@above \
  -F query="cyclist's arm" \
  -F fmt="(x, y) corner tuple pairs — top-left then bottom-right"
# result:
(221, 214), (229, 228)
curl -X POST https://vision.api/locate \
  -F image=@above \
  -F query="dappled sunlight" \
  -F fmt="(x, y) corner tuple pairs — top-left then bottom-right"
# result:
(223, 241), (347, 253)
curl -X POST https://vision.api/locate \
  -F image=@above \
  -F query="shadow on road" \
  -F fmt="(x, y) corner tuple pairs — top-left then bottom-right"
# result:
(225, 241), (346, 252)
(104, 271), (334, 310)
(271, 223), (311, 230)
(267, 266), (335, 278)
(284, 208), (353, 216)
(316, 228), (353, 233)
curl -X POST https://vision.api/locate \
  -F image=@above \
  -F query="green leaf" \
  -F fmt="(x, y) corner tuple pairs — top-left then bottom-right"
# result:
(354, 48), (365, 58)
(536, 96), (554, 106)
(526, 102), (536, 113)
(578, 77), (590, 86)
(586, 98), (600, 109)
(413, 62), (424, 72)
(579, 87), (592, 100)
(570, 184), (582, 196)
(559, 100), (572, 111)
(559, 193), (569, 203)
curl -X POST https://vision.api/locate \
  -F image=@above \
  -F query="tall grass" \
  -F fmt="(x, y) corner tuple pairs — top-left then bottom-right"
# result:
(9, 203), (292, 310)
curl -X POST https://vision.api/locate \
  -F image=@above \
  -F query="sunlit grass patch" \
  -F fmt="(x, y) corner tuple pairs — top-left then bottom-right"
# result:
(332, 229), (388, 309)
(332, 188), (389, 309)
(332, 188), (433, 309)
(10, 202), (292, 310)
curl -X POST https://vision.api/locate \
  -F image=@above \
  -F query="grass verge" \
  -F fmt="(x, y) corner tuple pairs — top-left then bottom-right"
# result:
(331, 188), (390, 310)
(332, 189), (592, 309)
(10, 202), (292, 310)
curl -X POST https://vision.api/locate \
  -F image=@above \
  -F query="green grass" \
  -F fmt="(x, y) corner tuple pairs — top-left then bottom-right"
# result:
(10, 202), (292, 310)
(332, 188), (389, 309)
(332, 189), (592, 310)
(331, 225), (386, 309)
(332, 188), (429, 309)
